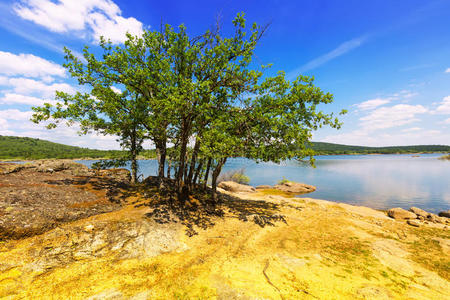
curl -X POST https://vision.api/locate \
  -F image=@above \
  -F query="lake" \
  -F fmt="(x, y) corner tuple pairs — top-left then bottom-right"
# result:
(77, 153), (450, 214)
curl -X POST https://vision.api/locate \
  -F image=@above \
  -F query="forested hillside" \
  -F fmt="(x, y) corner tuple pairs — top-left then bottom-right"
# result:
(1, 136), (448, 160)
(311, 142), (450, 155)
(0, 136), (156, 160)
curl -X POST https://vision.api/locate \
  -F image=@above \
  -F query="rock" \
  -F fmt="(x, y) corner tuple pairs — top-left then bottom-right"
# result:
(409, 207), (430, 218)
(426, 213), (445, 224)
(218, 181), (256, 193)
(387, 208), (417, 220)
(255, 185), (272, 189)
(99, 168), (131, 183)
(407, 220), (420, 227)
(438, 210), (450, 218)
(273, 181), (316, 194)
(418, 215), (425, 221)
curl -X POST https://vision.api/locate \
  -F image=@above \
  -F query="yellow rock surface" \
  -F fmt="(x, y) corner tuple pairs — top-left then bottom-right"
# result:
(0, 191), (449, 299)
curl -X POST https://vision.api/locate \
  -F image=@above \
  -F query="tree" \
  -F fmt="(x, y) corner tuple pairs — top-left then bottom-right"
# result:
(32, 12), (345, 202)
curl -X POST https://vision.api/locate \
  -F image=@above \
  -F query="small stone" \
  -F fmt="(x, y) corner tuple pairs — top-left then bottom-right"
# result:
(84, 224), (94, 232)
(407, 220), (420, 227)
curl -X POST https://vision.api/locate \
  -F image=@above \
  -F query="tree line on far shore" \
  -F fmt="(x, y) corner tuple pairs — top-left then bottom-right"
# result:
(2, 135), (448, 161)
(31, 13), (344, 203)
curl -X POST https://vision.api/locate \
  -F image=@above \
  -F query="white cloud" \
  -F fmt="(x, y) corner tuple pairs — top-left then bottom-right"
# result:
(445, 68), (450, 73)
(442, 118), (450, 125)
(322, 128), (449, 147)
(1, 77), (74, 98)
(353, 90), (418, 112)
(402, 127), (421, 132)
(14, 0), (143, 44)
(434, 95), (450, 114)
(360, 104), (428, 130)
(355, 98), (391, 110)
(0, 50), (65, 78)
(0, 93), (57, 106)
(0, 109), (33, 121)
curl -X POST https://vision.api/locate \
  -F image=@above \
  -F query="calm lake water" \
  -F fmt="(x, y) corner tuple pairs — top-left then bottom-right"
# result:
(77, 153), (450, 213)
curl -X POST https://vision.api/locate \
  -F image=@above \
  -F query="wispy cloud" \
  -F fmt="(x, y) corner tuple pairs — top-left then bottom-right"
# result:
(288, 35), (368, 77)
(445, 68), (450, 73)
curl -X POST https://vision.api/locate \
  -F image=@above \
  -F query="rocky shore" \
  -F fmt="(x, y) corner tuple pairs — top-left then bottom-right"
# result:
(0, 162), (449, 299)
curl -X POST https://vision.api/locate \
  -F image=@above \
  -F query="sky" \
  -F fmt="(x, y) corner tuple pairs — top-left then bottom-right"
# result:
(0, 0), (449, 149)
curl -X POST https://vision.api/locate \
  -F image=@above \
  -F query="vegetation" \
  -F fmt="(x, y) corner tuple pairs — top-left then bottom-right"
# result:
(217, 168), (250, 185)
(310, 142), (450, 155)
(438, 154), (450, 160)
(2, 136), (448, 162)
(31, 13), (343, 201)
(277, 177), (290, 185)
(0, 135), (156, 160)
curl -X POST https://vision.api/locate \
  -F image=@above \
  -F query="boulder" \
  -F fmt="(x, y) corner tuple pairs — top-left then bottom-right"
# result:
(255, 185), (272, 189)
(218, 181), (256, 193)
(273, 181), (316, 194)
(409, 207), (430, 218)
(438, 210), (450, 218)
(407, 220), (420, 227)
(387, 208), (417, 220)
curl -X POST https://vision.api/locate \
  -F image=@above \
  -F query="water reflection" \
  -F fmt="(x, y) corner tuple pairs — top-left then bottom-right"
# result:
(77, 154), (450, 213)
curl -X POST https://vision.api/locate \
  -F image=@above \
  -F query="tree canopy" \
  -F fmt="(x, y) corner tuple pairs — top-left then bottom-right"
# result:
(32, 13), (344, 202)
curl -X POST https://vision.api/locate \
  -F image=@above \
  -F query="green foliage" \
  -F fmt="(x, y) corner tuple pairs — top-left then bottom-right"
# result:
(310, 142), (450, 155)
(0, 135), (156, 160)
(277, 177), (290, 185)
(218, 168), (250, 185)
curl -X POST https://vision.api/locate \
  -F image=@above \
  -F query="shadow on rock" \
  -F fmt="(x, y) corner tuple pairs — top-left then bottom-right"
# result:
(142, 176), (287, 237)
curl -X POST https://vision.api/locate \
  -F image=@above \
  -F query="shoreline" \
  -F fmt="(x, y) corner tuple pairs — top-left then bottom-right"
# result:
(1, 151), (448, 162)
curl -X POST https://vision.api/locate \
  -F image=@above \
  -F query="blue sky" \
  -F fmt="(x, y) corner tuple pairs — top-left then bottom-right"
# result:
(0, 0), (449, 149)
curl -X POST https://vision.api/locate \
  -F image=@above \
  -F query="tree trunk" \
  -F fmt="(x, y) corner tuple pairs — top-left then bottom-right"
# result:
(130, 129), (138, 184)
(193, 158), (204, 186)
(166, 159), (171, 179)
(176, 119), (191, 202)
(186, 137), (201, 187)
(211, 157), (227, 203)
(155, 139), (166, 189)
(203, 157), (212, 190)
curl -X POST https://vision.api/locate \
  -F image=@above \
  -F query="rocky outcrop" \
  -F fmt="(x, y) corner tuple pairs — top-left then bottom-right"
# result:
(439, 210), (450, 218)
(409, 207), (429, 218)
(273, 181), (316, 194)
(218, 181), (256, 193)
(0, 162), (127, 240)
(255, 185), (272, 189)
(387, 208), (417, 220)
(24, 218), (185, 273)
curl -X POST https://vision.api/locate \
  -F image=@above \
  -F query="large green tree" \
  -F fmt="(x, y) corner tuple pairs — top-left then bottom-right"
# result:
(32, 13), (344, 202)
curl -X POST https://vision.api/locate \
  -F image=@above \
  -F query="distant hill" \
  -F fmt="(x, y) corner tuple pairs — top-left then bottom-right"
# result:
(310, 142), (450, 155)
(0, 136), (448, 160)
(0, 136), (155, 160)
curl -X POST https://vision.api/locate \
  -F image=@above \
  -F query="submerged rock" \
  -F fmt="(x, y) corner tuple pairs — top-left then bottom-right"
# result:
(387, 208), (417, 220)
(218, 181), (256, 193)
